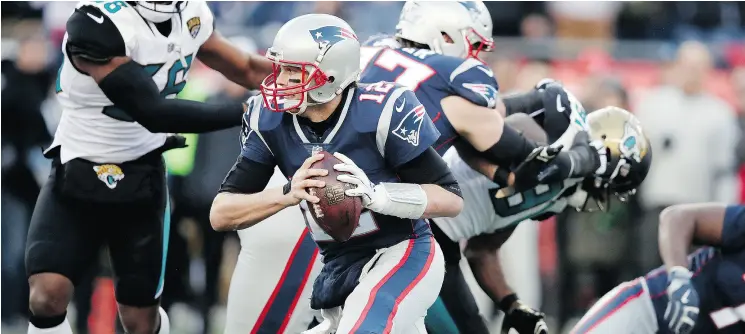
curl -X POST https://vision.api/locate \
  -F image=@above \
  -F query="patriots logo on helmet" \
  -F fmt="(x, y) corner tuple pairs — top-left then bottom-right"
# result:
(309, 26), (358, 49)
(392, 105), (426, 146)
(458, 1), (482, 21)
(462, 83), (498, 108)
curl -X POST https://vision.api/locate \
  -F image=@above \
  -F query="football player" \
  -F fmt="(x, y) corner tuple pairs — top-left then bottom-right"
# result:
(210, 14), (463, 334)
(434, 105), (651, 334)
(25, 2), (271, 334)
(572, 202), (745, 334)
(359, 2), (606, 333)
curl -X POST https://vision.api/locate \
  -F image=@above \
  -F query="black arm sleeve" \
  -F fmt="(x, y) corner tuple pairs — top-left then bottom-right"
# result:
(219, 156), (276, 194)
(66, 6), (126, 64)
(503, 90), (544, 118)
(98, 60), (245, 133)
(395, 147), (462, 198)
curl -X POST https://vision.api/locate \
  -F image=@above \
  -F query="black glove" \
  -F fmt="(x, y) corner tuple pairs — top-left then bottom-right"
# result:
(511, 131), (605, 192)
(501, 294), (549, 334)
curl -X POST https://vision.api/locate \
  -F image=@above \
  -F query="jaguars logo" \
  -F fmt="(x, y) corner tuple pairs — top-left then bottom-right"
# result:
(93, 164), (125, 189)
(187, 17), (201, 39)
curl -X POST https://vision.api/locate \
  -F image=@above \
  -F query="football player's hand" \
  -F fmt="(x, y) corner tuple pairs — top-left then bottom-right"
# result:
(282, 154), (328, 206)
(664, 267), (700, 334)
(512, 131), (607, 191)
(502, 300), (549, 334)
(333, 152), (382, 211)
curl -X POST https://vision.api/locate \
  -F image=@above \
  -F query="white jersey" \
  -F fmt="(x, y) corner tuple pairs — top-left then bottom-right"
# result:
(51, 1), (214, 164)
(433, 97), (592, 241)
(434, 148), (581, 241)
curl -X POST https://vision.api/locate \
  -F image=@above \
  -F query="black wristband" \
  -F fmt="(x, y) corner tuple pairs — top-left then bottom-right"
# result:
(282, 181), (292, 195)
(492, 167), (511, 187)
(499, 293), (519, 313)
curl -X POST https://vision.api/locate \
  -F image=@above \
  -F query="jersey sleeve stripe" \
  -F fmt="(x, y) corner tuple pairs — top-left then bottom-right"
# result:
(375, 86), (409, 158)
(448, 58), (485, 82)
(248, 96), (274, 156)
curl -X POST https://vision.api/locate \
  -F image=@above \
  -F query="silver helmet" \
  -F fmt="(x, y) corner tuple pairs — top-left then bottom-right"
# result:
(134, 1), (185, 23)
(260, 14), (361, 115)
(395, 1), (494, 60)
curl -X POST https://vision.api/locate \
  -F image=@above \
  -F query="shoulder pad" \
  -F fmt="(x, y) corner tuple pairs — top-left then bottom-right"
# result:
(442, 57), (499, 108)
(66, 5), (126, 63)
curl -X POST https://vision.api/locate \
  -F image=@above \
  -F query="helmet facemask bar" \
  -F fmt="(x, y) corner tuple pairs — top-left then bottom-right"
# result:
(259, 51), (329, 114)
(463, 27), (494, 62)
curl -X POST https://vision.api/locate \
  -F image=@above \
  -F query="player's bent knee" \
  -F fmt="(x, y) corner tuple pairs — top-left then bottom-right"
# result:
(118, 304), (160, 334)
(28, 273), (74, 317)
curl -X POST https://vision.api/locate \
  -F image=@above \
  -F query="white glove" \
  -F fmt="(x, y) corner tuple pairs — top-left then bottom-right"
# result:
(333, 152), (385, 212)
(333, 152), (427, 218)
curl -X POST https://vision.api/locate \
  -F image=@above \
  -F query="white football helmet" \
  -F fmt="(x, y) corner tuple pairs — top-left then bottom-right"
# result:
(260, 14), (361, 115)
(396, 1), (494, 60)
(134, 1), (185, 23)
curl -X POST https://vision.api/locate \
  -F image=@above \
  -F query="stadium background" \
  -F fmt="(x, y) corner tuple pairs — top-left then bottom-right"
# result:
(2, 1), (744, 333)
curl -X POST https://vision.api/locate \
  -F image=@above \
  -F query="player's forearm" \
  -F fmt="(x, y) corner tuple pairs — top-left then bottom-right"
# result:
(210, 187), (289, 231)
(659, 203), (727, 270)
(420, 184), (463, 219)
(659, 205), (698, 269)
(95, 60), (245, 133)
(467, 250), (515, 303)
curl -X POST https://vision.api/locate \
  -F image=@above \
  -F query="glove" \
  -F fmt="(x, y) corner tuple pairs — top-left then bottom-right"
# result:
(664, 267), (700, 334)
(511, 131), (607, 192)
(333, 152), (385, 212)
(501, 295), (549, 334)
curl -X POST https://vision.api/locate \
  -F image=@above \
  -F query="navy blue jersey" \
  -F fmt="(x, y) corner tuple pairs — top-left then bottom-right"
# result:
(240, 83), (440, 261)
(645, 205), (745, 333)
(359, 44), (499, 156)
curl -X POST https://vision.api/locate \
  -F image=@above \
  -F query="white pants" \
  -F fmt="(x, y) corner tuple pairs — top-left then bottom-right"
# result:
(571, 278), (658, 334)
(224, 168), (323, 334)
(305, 235), (445, 334)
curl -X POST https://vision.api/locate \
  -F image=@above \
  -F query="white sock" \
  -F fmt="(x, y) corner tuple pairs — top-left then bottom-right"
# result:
(157, 307), (170, 334)
(27, 317), (73, 334)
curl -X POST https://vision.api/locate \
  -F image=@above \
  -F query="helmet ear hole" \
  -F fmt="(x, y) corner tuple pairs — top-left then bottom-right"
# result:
(601, 134), (607, 140)
(327, 76), (335, 83)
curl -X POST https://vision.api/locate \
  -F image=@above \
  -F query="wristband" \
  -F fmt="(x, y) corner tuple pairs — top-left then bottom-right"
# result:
(499, 293), (519, 313)
(282, 181), (291, 195)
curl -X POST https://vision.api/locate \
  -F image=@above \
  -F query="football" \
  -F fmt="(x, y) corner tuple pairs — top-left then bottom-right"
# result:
(306, 151), (363, 242)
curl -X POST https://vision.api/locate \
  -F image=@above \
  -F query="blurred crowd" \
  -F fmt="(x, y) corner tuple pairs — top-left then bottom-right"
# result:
(2, 1), (745, 333)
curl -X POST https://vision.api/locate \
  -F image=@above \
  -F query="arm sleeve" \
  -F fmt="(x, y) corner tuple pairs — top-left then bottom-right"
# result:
(721, 204), (745, 250)
(219, 156), (275, 194)
(65, 6), (126, 64)
(97, 60), (245, 133)
(447, 58), (500, 109)
(384, 89), (441, 167)
(395, 147), (462, 197)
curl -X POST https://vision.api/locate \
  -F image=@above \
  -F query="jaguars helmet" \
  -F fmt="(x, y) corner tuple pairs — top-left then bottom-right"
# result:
(132, 1), (185, 23)
(395, 1), (494, 61)
(260, 14), (361, 114)
(567, 106), (652, 211)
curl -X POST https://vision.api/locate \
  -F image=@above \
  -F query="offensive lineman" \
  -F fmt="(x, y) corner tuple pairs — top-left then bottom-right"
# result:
(359, 2), (607, 333)
(572, 203), (745, 334)
(25, 2), (272, 334)
(210, 14), (463, 334)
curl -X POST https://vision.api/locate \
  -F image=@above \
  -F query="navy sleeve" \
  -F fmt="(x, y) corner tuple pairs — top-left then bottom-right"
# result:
(385, 88), (440, 167)
(721, 204), (745, 250)
(66, 6), (126, 63)
(446, 58), (500, 109)
(239, 102), (275, 166)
